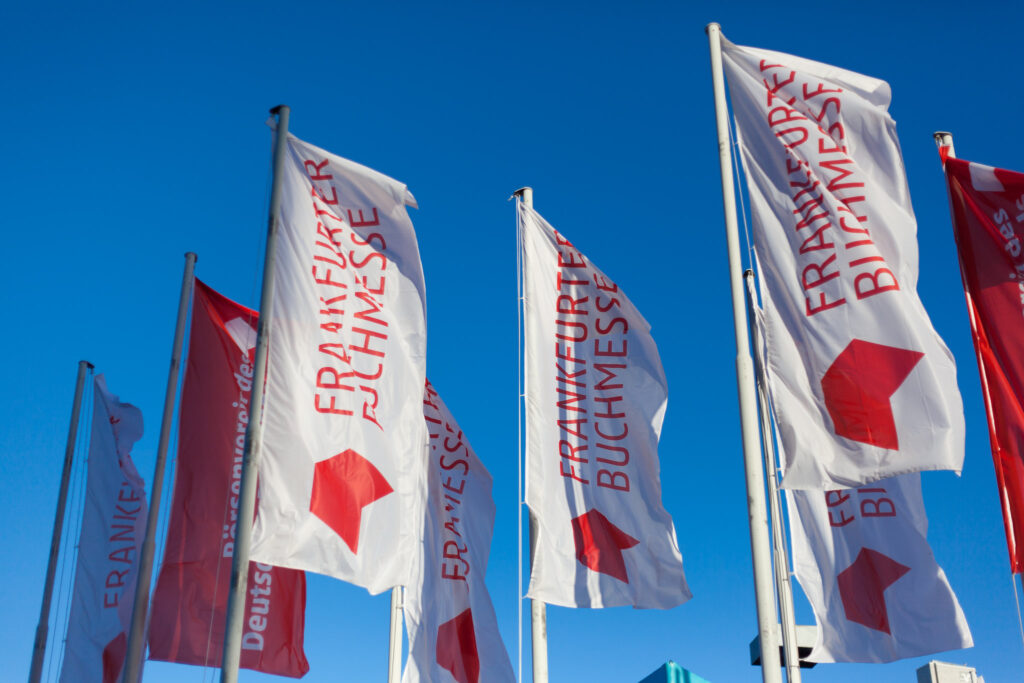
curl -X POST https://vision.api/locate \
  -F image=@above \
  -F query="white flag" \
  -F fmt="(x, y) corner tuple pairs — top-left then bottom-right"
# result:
(60, 375), (146, 683)
(788, 474), (972, 662)
(721, 37), (965, 489)
(521, 203), (691, 609)
(251, 130), (427, 593)
(403, 381), (515, 683)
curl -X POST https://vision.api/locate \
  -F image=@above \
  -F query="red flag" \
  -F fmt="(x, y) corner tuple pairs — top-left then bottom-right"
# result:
(148, 280), (309, 676)
(943, 156), (1024, 572)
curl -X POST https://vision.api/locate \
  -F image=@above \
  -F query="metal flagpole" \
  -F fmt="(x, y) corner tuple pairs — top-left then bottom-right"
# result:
(513, 186), (549, 683)
(745, 272), (802, 683)
(706, 22), (782, 682)
(387, 587), (403, 683)
(29, 359), (93, 683)
(122, 251), (197, 683)
(220, 104), (291, 683)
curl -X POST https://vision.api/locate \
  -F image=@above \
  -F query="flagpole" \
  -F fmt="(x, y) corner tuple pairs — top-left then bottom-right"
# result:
(220, 104), (291, 683)
(513, 186), (549, 683)
(29, 359), (93, 683)
(387, 587), (403, 683)
(745, 272), (802, 683)
(706, 22), (782, 682)
(934, 131), (955, 159)
(932, 133), (1014, 572)
(122, 251), (197, 683)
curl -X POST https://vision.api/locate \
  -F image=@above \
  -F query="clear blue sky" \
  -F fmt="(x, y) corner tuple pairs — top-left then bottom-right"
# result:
(3, 1), (1022, 681)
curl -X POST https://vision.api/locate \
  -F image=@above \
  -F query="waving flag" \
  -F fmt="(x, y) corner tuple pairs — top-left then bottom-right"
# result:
(250, 131), (428, 593)
(148, 280), (308, 677)
(721, 37), (965, 488)
(60, 376), (145, 683)
(942, 154), (1024, 571)
(521, 203), (691, 609)
(402, 381), (515, 683)
(787, 474), (971, 662)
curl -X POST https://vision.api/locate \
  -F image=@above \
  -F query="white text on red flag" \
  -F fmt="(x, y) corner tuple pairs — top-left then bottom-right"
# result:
(148, 280), (309, 677)
(943, 155), (1024, 572)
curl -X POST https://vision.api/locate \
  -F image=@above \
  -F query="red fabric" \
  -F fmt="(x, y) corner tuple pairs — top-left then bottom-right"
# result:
(148, 279), (309, 676)
(435, 609), (479, 683)
(945, 157), (1024, 572)
(309, 448), (393, 554)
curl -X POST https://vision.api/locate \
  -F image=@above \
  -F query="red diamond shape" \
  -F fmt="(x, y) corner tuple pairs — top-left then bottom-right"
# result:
(837, 547), (911, 634)
(102, 631), (127, 683)
(571, 508), (640, 583)
(310, 449), (393, 553)
(821, 339), (924, 450)
(436, 608), (479, 683)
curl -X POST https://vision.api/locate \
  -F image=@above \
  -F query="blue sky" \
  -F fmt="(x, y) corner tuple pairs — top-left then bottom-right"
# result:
(4, 1), (1023, 681)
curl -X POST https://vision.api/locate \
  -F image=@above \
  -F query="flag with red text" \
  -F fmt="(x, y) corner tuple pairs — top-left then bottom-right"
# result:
(148, 280), (309, 677)
(520, 203), (691, 608)
(251, 130), (428, 592)
(59, 376), (145, 683)
(942, 154), (1024, 572)
(402, 380), (515, 683)
(787, 474), (971, 662)
(721, 37), (965, 489)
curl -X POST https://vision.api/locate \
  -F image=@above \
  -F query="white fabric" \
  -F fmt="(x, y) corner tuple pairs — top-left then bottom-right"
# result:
(521, 203), (691, 608)
(402, 381), (515, 683)
(787, 473), (972, 662)
(722, 38), (965, 488)
(251, 131), (427, 593)
(969, 162), (1005, 192)
(60, 375), (146, 683)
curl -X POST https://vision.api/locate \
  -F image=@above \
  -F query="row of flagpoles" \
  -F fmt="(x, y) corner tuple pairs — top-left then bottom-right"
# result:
(30, 20), (1024, 683)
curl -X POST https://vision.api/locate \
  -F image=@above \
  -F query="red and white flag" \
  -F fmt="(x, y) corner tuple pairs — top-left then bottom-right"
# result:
(521, 203), (691, 609)
(721, 37), (965, 489)
(60, 376), (145, 683)
(148, 280), (309, 677)
(402, 381), (515, 683)
(251, 131), (428, 593)
(942, 154), (1024, 571)
(787, 474), (972, 662)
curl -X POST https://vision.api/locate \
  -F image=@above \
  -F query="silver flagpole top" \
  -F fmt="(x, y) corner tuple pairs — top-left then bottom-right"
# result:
(933, 132), (956, 159)
(510, 186), (532, 201)
(705, 22), (721, 35)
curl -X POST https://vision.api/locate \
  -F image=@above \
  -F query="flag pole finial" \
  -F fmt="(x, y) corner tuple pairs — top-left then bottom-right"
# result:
(510, 187), (533, 202)
(933, 132), (956, 161)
